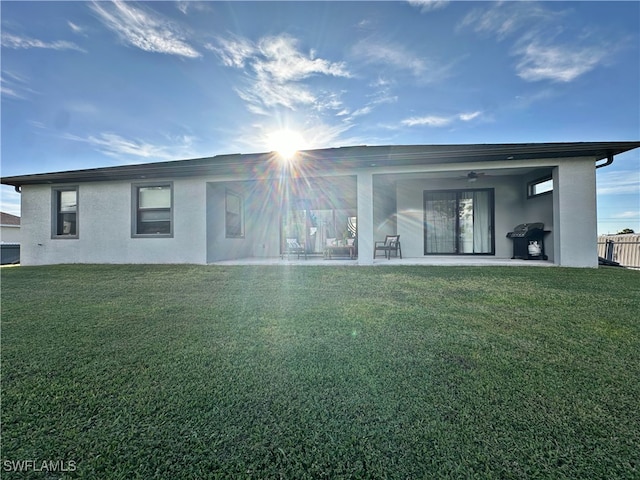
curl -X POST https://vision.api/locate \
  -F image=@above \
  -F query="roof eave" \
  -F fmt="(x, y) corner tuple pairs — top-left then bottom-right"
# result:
(2, 141), (639, 187)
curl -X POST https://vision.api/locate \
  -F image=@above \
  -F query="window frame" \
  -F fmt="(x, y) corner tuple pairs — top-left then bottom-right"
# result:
(51, 186), (79, 239)
(527, 175), (553, 198)
(131, 182), (174, 238)
(225, 189), (244, 239)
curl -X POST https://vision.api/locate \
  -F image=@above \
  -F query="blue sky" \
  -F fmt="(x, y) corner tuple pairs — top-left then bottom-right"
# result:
(1, 0), (638, 234)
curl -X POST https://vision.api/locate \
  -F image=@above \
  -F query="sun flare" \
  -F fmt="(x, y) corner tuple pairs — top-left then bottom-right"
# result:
(267, 129), (306, 159)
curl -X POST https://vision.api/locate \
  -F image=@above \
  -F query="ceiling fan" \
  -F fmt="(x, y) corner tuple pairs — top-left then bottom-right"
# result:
(459, 171), (488, 182)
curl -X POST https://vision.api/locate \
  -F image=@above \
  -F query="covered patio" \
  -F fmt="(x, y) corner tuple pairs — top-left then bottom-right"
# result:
(203, 143), (635, 268)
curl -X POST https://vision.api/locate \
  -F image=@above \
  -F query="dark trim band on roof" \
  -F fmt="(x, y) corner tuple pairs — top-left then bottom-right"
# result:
(2, 141), (639, 187)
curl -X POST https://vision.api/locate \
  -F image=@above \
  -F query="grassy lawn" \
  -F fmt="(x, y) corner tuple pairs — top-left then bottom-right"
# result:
(1, 265), (639, 479)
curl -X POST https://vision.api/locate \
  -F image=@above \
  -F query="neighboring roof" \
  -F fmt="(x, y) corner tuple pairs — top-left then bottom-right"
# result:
(2, 141), (639, 187)
(0, 212), (21, 225)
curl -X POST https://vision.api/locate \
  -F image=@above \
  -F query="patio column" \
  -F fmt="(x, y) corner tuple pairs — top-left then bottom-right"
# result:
(552, 160), (598, 267)
(357, 171), (374, 265)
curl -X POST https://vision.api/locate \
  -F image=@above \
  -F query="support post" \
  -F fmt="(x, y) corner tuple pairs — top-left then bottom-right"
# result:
(552, 160), (598, 267)
(357, 172), (374, 265)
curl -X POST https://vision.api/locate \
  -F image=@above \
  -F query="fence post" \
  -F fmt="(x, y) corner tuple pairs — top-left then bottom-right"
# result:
(605, 239), (614, 261)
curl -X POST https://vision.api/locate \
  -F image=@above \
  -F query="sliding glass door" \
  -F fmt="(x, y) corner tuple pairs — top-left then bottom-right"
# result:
(424, 189), (494, 255)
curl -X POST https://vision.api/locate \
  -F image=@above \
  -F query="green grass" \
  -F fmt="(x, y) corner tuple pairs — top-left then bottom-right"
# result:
(1, 265), (639, 479)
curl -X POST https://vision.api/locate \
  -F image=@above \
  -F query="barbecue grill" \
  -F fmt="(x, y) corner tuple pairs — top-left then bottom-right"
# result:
(506, 223), (548, 260)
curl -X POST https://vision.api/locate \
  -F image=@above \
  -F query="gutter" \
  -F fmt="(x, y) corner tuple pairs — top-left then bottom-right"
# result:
(595, 154), (614, 169)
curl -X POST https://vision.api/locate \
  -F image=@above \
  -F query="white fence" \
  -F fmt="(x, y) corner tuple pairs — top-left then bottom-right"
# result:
(597, 234), (640, 269)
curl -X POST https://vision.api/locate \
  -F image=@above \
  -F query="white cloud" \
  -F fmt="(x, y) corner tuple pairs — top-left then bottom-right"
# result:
(235, 78), (317, 111)
(1, 77), (23, 99)
(213, 34), (351, 112)
(1, 32), (85, 52)
(176, 1), (211, 16)
(597, 170), (640, 195)
(515, 42), (607, 82)
(402, 111), (483, 127)
(255, 36), (350, 83)
(87, 133), (171, 159)
(349, 106), (373, 118)
(62, 132), (194, 161)
(65, 101), (100, 115)
(352, 40), (427, 77)
(612, 211), (640, 219)
(370, 77), (391, 88)
(352, 39), (455, 84)
(512, 88), (556, 109)
(176, 1), (189, 15)
(207, 36), (256, 68)
(402, 115), (452, 127)
(408, 0), (450, 14)
(1, 72), (38, 100)
(68, 21), (86, 35)
(90, 0), (200, 58)
(365, 80), (398, 108)
(303, 121), (362, 149)
(336, 86), (397, 124)
(458, 2), (557, 40)
(459, 2), (612, 83)
(458, 111), (482, 122)
(0, 85), (20, 99)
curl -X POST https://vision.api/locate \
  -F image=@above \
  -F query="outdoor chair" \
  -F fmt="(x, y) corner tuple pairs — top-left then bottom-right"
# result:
(374, 235), (402, 259)
(282, 238), (306, 259)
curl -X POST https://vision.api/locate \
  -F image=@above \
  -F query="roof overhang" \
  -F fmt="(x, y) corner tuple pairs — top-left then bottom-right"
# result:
(2, 141), (639, 187)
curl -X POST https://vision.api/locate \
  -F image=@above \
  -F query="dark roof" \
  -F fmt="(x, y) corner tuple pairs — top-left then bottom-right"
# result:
(1, 212), (21, 225)
(2, 141), (639, 187)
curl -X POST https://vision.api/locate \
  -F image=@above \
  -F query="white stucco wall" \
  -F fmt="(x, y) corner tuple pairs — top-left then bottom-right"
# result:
(205, 181), (281, 263)
(0, 225), (21, 244)
(372, 176), (397, 241)
(357, 172), (375, 264)
(20, 178), (207, 265)
(553, 160), (598, 267)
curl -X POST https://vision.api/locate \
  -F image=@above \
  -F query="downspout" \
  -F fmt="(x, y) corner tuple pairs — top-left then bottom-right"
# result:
(595, 154), (614, 169)
(14, 185), (21, 193)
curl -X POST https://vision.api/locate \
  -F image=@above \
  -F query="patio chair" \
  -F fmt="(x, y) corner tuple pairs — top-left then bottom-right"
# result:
(282, 238), (306, 259)
(374, 235), (402, 259)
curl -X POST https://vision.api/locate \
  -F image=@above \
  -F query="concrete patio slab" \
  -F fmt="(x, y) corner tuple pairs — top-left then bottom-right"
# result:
(210, 256), (555, 267)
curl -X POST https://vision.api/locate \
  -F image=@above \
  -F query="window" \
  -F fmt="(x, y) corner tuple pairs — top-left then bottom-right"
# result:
(133, 184), (173, 237)
(52, 187), (78, 238)
(528, 176), (553, 198)
(225, 190), (244, 238)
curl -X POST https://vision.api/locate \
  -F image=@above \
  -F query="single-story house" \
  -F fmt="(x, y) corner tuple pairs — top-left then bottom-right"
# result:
(2, 141), (639, 268)
(1, 211), (21, 243)
(0, 212), (21, 265)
